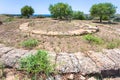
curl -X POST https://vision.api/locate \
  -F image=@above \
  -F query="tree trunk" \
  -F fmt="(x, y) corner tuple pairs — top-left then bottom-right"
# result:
(100, 16), (102, 23)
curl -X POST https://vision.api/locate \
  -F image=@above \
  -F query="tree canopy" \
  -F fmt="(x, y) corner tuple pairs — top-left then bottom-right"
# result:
(73, 11), (86, 20)
(49, 3), (73, 20)
(21, 5), (34, 18)
(90, 3), (116, 22)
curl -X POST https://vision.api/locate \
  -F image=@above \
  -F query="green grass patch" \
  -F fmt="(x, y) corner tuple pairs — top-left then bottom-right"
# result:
(20, 50), (55, 79)
(107, 42), (118, 49)
(4, 17), (14, 22)
(106, 40), (120, 49)
(21, 39), (38, 49)
(83, 34), (103, 44)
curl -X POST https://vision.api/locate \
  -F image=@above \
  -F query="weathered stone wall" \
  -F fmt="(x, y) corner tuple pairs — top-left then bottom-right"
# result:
(0, 44), (120, 77)
(19, 22), (99, 36)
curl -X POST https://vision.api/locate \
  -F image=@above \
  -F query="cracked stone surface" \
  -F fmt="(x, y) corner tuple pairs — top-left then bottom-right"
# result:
(87, 51), (115, 71)
(0, 44), (120, 76)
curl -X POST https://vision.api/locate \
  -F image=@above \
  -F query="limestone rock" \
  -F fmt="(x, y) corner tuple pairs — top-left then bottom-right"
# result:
(67, 74), (74, 80)
(1, 49), (28, 67)
(88, 77), (96, 80)
(0, 47), (14, 57)
(54, 75), (62, 80)
(55, 53), (73, 73)
(74, 52), (99, 74)
(87, 51), (115, 71)
(103, 49), (120, 68)
(0, 44), (5, 48)
(69, 54), (80, 72)
(79, 75), (86, 80)
(46, 76), (54, 80)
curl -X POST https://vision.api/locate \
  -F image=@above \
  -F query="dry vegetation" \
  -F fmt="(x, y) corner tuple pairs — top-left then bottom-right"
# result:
(0, 16), (120, 53)
(0, 16), (120, 80)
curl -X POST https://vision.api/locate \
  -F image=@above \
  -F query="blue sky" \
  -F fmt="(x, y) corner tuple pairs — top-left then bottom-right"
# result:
(0, 0), (120, 14)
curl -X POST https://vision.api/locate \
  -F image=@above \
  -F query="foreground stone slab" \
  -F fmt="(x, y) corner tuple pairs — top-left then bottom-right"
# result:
(74, 52), (99, 74)
(21, 50), (37, 58)
(87, 51), (115, 71)
(56, 53), (74, 73)
(0, 44), (119, 76)
(0, 44), (5, 48)
(103, 49), (120, 69)
(113, 49), (120, 55)
(0, 47), (14, 57)
(69, 53), (80, 73)
(1, 49), (29, 67)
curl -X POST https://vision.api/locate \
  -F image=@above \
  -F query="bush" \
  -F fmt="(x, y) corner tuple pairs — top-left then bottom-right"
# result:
(21, 39), (38, 49)
(21, 5), (34, 18)
(49, 2), (73, 20)
(73, 11), (86, 20)
(20, 50), (54, 78)
(83, 34), (103, 44)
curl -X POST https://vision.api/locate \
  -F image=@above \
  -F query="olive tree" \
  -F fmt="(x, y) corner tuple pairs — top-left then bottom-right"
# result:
(90, 3), (116, 23)
(49, 3), (73, 20)
(21, 5), (34, 18)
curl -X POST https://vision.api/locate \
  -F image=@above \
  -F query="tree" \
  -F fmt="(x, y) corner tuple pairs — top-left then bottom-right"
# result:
(90, 3), (116, 23)
(73, 11), (86, 20)
(21, 5), (34, 18)
(49, 3), (73, 20)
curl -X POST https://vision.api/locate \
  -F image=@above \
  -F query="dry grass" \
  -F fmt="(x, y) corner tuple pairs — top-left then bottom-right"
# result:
(0, 17), (120, 53)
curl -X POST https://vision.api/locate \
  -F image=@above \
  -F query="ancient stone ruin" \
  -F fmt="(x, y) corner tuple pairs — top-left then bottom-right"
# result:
(19, 21), (99, 36)
(0, 44), (120, 79)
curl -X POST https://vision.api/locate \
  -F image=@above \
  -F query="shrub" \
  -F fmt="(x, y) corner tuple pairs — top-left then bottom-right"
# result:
(83, 34), (103, 44)
(20, 50), (54, 78)
(21, 39), (38, 49)
(49, 2), (73, 20)
(73, 11), (86, 20)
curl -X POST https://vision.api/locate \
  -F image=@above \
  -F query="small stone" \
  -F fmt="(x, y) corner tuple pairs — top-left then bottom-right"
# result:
(67, 74), (74, 80)
(55, 75), (62, 80)
(79, 75), (86, 80)
(88, 77), (96, 80)
(46, 76), (54, 80)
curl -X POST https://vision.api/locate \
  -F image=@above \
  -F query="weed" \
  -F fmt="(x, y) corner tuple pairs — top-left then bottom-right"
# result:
(106, 39), (120, 49)
(83, 34), (103, 44)
(0, 62), (5, 80)
(21, 39), (38, 49)
(20, 50), (55, 79)
(4, 17), (14, 22)
(107, 42), (118, 49)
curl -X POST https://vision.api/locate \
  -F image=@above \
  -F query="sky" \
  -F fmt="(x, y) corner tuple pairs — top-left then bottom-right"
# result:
(0, 0), (120, 14)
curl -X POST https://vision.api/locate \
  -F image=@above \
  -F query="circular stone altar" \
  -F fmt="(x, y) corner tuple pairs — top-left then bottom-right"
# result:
(19, 19), (99, 36)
